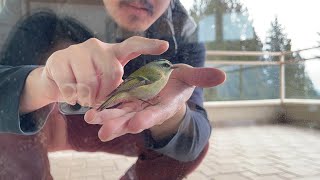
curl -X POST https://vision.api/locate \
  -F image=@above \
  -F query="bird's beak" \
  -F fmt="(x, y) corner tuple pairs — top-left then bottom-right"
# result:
(171, 65), (179, 69)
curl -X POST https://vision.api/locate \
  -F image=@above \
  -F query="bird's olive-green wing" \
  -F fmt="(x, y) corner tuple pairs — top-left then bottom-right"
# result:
(97, 76), (153, 110)
(118, 76), (152, 92)
(106, 76), (152, 98)
(105, 65), (163, 98)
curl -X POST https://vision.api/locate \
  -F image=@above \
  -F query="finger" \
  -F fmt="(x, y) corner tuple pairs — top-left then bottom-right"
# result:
(71, 60), (99, 107)
(49, 63), (77, 105)
(112, 36), (169, 66)
(127, 106), (171, 133)
(93, 52), (124, 104)
(98, 112), (136, 142)
(84, 107), (133, 124)
(172, 64), (226, 87)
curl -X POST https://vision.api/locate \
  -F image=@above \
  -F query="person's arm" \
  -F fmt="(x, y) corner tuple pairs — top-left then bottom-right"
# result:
(0, 65), (51, 134)
(145, 41), (211, 162)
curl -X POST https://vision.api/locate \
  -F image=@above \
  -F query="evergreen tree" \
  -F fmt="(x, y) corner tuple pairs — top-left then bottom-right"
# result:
(264, 17), (317, 98)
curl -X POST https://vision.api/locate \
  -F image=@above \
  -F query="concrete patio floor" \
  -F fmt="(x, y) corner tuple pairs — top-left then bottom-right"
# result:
(49, 125), (320, 180)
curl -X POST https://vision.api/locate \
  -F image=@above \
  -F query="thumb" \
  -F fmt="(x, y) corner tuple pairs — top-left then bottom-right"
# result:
(112, 36), (169, 66)
(172, 64), (226, 88)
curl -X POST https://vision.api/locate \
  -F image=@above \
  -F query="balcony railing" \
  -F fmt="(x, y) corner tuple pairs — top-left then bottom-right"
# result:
(205, 46), (320, 103)
(204, 47), (320, 126)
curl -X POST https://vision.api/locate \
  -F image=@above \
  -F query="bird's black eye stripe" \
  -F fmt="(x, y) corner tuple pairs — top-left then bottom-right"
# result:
(162, 62), (171, 68)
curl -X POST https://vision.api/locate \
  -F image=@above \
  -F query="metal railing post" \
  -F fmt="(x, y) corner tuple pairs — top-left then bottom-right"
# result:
(280, 53), (285, 104)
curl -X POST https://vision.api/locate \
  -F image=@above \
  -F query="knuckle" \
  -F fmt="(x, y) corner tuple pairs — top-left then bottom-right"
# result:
(127, 36), (141, 41)
(45, 52), (65, 77)
(66, 44), (79, 52)
(86, 38), (101, 46)
(47, 50), (63, 65)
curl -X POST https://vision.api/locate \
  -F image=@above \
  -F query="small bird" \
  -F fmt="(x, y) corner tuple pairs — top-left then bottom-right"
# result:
(97, 59), (177, 111)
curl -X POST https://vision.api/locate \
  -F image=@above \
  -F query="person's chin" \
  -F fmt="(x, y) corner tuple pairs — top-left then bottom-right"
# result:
(118, 20), (151, 32)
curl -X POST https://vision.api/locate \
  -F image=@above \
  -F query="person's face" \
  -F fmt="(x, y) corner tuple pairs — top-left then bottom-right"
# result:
(103, 0), (171, 32)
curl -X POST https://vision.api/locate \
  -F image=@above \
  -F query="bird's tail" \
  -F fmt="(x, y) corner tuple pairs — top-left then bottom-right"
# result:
(96, 93), (126, 111)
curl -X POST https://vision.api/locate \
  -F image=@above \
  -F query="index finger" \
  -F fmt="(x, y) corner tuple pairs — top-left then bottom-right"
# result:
(112, 36), (169, 66)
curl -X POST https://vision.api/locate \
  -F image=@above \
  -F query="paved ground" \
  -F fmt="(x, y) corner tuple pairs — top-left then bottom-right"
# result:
(49, 125), (320, 180)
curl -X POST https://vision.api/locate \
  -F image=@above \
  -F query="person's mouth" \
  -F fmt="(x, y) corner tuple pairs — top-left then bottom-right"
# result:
(119, 0), (154, 16)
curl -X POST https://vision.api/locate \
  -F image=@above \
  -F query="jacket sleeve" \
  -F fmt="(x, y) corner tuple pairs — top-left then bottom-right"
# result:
(0, 65), (52, 134)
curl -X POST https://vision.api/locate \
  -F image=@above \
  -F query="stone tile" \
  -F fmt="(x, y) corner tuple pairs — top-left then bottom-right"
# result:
(253, 175), (285, 180)
(214, 164), (247, 174)
(103, 170), (125, 180)
(114, 159), (133, 170)
(126, 157), (137, 163)
(86, 158), (115, 168)
(49, 151), (74, 157)
(241, 171), (258, 179)
(212, 173), (249, 180)
(245, 165), (283, 175)
(86, 175), (104, 180)
(214, 157), (245, 165)
(278, 159), (315, 168)
(102, 165), (118, 172)
(54, 178), (70, 180)
(278, 172), (297, 179)
(70, 177), (86, 180)
(283, 167), (320, 176)
(70, 167), (102, 178)
(293, 176), (320, 180)
(55, 159), (86, 168)
(245, 158), (275, 165)
(50, 166), (70, 179)
(271, 153), (304, 160)
(185, 172), (210, 180)
(272, 164), (289, 169)
(99, 154), (127, 160)
(198, 164), (219, 176)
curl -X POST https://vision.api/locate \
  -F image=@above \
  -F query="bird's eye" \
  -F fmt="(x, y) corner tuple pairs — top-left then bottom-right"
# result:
(162, 62), (171, 68)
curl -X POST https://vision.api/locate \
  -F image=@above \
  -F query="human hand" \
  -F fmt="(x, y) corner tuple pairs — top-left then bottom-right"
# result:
(39, 37), (168, 107)
(84, 64), (226, 141)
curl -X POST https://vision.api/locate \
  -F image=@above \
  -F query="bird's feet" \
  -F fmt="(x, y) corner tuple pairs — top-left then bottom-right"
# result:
(139, 96), (160, 108)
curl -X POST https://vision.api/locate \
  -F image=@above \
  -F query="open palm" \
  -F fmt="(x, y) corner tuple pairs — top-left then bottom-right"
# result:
(84, 64), (226, 141)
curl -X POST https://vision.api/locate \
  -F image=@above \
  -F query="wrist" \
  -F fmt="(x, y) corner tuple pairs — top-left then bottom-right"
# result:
(149, 103), (187, 141)
(19, 67), (55, 114)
